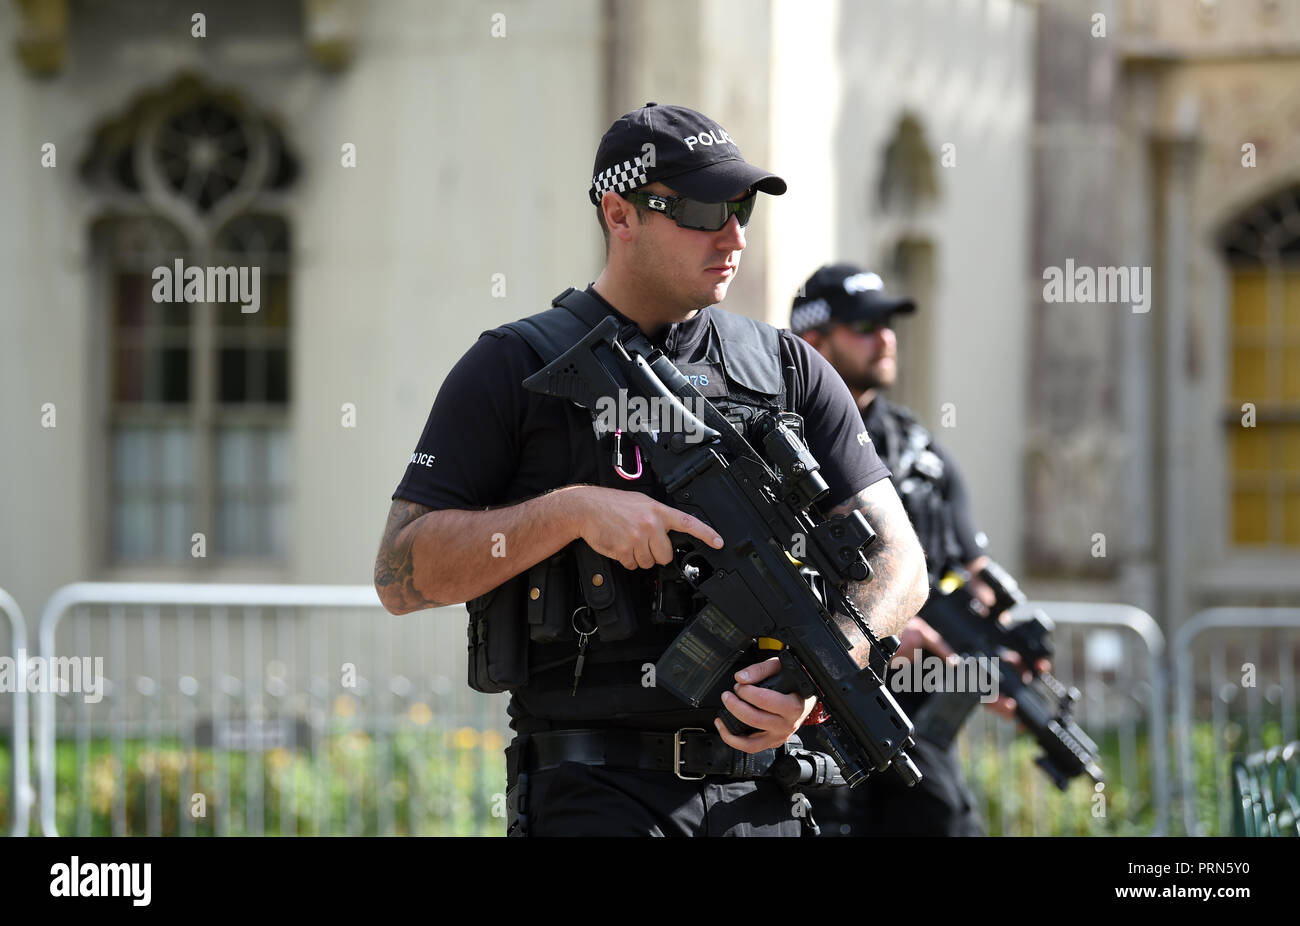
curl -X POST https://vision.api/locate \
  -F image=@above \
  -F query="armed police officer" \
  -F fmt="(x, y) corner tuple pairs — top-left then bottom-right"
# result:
(792, 263), (1007, 837)
(374, 107), (928, 837)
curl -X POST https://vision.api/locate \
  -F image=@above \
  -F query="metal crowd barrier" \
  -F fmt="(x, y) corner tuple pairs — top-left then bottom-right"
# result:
(34, 583), (511, 837)
(955, 601), (1168, 836)
(23, 583), (1297, 838)
(1174, 608), (1300, 837)
(1, 587), (32, 837)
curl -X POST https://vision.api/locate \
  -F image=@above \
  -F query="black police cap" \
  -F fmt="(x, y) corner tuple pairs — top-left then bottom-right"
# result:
(589, 102), (787, 205)
(790, 263), (916, 334)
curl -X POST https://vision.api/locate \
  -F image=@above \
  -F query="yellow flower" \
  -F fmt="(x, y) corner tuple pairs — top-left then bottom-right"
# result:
(90, 756), (119, 815)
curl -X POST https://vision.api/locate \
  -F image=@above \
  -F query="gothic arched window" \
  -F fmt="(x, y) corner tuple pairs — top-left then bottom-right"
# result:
(81, 76), (298, 566)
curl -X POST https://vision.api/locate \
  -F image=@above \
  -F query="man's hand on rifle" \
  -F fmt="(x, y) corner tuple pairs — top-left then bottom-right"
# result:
(894, 614), (957, 666)
(958, 556), (1051, 722)
(568, 486), (724, 570)
(713, 656), (819, 754)
(992, 649), (1053, 721)
(892, 614), (1044, 724)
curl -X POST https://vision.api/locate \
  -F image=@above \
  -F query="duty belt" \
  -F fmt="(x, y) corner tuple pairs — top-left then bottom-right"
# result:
(523, 728), (784, 780)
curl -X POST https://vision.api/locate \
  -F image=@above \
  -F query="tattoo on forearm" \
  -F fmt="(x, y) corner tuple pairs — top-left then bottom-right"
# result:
(829, 487), (919, 637)
(375, 499), (445, 611)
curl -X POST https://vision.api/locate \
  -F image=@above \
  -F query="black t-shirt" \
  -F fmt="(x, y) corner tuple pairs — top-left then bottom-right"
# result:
(392, 287), (891, 729)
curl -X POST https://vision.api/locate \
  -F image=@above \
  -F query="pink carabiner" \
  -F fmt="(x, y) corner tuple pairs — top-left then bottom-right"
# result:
(613, 429), (643, 480)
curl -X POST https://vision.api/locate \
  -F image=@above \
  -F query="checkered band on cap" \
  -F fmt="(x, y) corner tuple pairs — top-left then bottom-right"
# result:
(790, 298), (831, 334)
(592, 156), (649, 199)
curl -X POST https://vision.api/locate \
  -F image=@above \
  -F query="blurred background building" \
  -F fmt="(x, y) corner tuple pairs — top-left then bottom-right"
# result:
(0, 0), (1035, 616)
(4, 0), (1296, 630)
(1, 0), (1298, 836)
(1028, 0), (1300, 633)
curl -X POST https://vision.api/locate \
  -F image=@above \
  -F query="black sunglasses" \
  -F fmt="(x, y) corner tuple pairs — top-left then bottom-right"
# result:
(621, 190), (757, 232)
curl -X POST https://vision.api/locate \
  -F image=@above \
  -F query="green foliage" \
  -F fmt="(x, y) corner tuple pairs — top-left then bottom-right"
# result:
(33, 723), (507, 837)
(959, 724), (1154, 836)
(959, 712), (1294, 836)
(4, 714), (1293, 836)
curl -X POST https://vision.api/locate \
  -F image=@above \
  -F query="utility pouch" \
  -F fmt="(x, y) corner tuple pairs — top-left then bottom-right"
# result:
(573, 540), (638, 641)
(466, 573), (530, 693)
(526, 550), (578, 643)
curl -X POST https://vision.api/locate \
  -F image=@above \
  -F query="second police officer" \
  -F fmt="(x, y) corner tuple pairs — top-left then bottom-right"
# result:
(791, 263), (1013, 837)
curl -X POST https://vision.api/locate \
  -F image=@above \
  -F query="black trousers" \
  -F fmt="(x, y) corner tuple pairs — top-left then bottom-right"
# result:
(512, 760), (804, 837)
(809, 737), (984, 837)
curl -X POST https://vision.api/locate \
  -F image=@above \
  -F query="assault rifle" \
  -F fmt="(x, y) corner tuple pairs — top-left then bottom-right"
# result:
(523, 315), (921, 787)
(913, 561), (1104, 789)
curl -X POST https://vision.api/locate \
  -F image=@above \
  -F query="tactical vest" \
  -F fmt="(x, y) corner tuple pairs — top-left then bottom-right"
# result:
(868, 398), (959, 581)
(468, 287), (798, 732)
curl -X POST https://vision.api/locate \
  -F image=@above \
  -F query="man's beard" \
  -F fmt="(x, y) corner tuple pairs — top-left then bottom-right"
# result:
(841, 362), (894, 395)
